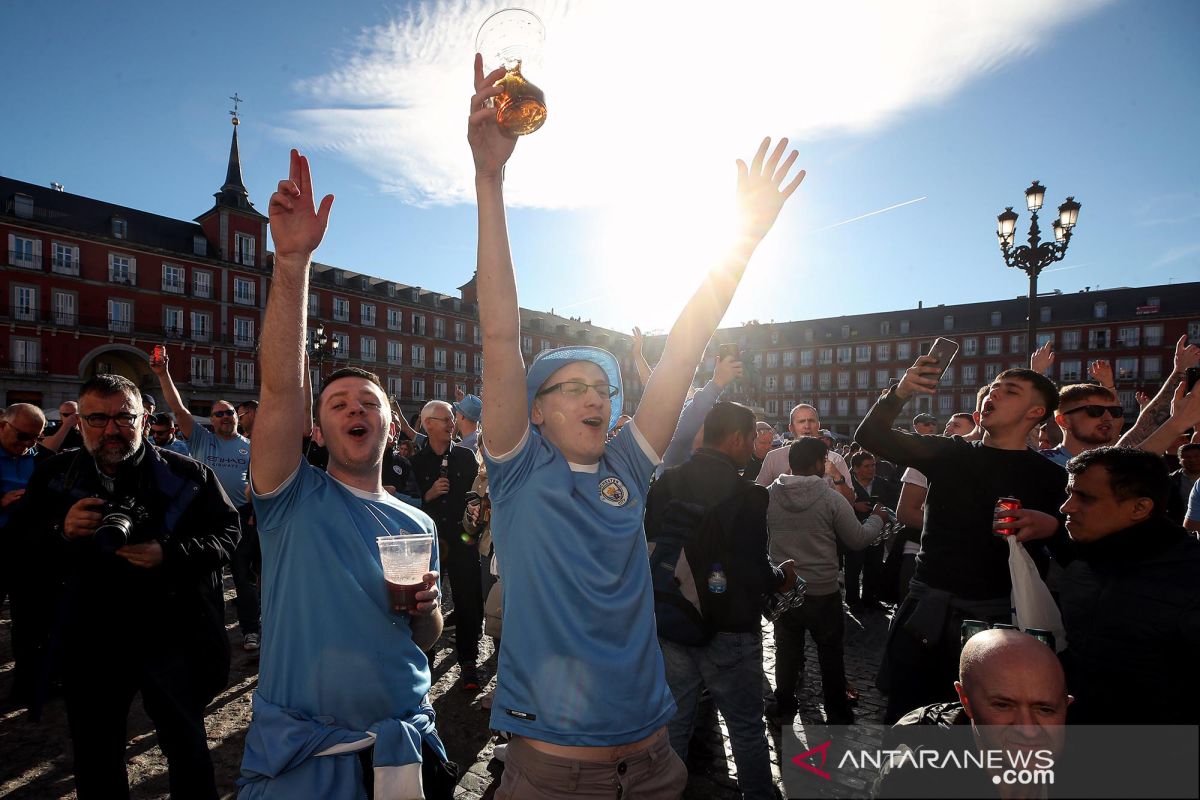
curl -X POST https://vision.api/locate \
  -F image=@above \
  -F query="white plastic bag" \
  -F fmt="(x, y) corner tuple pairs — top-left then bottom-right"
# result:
(1007, 536), (1067, 652)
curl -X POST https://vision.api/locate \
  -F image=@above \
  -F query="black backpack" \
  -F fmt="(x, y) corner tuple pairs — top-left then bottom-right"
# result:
(646, 476), (754, 646)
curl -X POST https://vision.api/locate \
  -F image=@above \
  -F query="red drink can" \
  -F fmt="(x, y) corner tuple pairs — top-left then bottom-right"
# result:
(151, 345), (166, 365)
(994, 496), (1021, 537)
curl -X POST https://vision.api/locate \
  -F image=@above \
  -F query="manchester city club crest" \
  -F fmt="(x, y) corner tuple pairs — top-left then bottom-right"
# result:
(599, 477), (628, 507)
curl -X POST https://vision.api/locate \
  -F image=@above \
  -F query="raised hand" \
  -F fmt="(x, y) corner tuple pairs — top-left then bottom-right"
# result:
(1136, 390), (1151, 409)
(713, 354), (744, 388)
(269, 149), (334, 261)
(896, 355), (942, 400)
(469, 53), (518, 179)
(1173, 334), (1200, 373)
(1088, 359), (1114, 388)
(1030, 341), (1055, 375)
(735, 137), (806, 246)
(631, 327), (645, 359)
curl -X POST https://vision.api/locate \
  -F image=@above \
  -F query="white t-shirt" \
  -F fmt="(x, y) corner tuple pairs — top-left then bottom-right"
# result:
(900, 467), (928, 556)
(755, 445), (851, 489)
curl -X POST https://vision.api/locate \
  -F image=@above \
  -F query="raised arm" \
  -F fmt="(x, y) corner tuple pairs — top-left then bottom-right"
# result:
(253, 150), (334, 494)
(1128, 381), (1200, 457)
(855, 355), (951, 470)
(630, 327), (653, 385)
(149, 349), (196, 440)
(659, 355), (743, 472)
(1117, 336), (1199, 448)
(634, 138), (805, 455)
(469, 54), (526, 457)
(41, 414), (77, 453)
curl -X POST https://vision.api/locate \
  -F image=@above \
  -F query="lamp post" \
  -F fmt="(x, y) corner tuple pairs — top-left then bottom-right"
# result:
(310, 322), (339, 392)
(997, 181), (1081, 355)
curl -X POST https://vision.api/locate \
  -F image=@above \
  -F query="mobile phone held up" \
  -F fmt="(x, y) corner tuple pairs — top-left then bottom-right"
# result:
(1186, 366), (1200, 393)
(925, 337), (960, 383)
(718, 343), (739, 363)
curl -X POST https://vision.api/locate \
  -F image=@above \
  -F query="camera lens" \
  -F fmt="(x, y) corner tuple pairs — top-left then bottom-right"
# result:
(94, 513), (133, 553)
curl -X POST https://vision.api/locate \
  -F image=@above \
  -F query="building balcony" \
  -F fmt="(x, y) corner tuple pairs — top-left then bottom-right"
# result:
(7, 250), (44, 271)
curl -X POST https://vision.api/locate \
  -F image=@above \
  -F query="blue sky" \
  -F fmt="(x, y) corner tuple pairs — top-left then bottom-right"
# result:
(3, 0), (1197, 334)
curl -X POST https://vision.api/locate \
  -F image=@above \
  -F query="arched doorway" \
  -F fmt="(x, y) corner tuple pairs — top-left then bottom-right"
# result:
(77, 344), (153, 388)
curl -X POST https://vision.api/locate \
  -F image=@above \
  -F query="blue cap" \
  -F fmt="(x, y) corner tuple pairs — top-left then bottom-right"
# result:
(525, 346), (623, 432)
(453, 393), (483, 422)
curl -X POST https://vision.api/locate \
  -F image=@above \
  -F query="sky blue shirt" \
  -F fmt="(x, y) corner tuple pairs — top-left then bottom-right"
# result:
(483, 422), (676, 746)
(0, 446), (38, 528)
(1187, 479), (1200, 526)
(162, 438), (191, 456)
(251, 462), (439, 732)
(188, 425), (251, 507)
(1040, 444), (1073, 468)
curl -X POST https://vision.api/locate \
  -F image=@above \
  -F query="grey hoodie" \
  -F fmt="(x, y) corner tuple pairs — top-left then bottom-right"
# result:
(767, 474), (884, 596)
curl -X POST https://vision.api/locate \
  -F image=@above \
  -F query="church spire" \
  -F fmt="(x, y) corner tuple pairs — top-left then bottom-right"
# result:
(215, 93), (253, 210)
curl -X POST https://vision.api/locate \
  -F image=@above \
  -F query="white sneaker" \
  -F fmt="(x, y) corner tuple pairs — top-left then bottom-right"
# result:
(243, 633), (260, 651)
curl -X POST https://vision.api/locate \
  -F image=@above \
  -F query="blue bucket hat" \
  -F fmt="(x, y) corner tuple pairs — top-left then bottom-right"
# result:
(453, 393), (483, 423)
(525, 346), (624, 431)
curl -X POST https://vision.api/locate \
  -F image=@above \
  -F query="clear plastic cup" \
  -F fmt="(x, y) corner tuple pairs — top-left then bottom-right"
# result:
(376, 534), (434, 614)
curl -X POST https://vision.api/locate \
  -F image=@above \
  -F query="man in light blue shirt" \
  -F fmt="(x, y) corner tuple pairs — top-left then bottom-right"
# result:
(237, 150), (450, 799)
(149, 413), (192, 456)
(1040, 384), (1124, 468)
(470, 57), (806, 796)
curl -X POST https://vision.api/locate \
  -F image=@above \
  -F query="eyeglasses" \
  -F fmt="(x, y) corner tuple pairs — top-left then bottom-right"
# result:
(1063, 404), (1125, 419)
(211, 410), (236, 418)
(537, 381), (619, 399)
(82, 412), (142, 429)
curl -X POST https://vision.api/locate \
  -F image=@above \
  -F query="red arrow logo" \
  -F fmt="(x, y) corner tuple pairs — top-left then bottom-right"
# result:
(791, 739), (832, 780)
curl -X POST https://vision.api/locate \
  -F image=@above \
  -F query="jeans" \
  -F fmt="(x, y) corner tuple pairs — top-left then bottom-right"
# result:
(660, 632), (775, 800)
(231, 507), (260, 636)
(773, 591), (851, 722)
(844, 543), (884, 603)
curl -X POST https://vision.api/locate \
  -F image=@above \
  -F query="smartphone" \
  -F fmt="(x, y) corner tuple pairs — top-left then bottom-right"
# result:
(925, 337), (960, 380)
(1186, 367), (1200, 393)
(464, 491), (482, 505)
(718, 343), (739, 362)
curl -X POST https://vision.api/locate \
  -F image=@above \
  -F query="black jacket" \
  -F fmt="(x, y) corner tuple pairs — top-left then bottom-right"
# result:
(16, 443), (239, 699)
(645, 448), (784, 633)
(410, 442), (479, 544)
(1059, 516), (1200, 724)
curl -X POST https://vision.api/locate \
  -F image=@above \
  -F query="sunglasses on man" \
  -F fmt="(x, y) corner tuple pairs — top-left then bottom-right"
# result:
(1062, 404), (1125, 419)
(211, 410), (236, 419)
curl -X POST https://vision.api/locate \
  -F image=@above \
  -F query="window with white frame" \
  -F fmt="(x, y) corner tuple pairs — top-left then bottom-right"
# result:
(13, 194), (32, 218)
(193, 235), (207, 256)
(412, 314), (425, 335)
(783, 350), (796, 367)
(753, 354), (763, 369)
(766, 400), (779, 416)
(962, 337), (978, 356)
(875, 343), (890, 361)
(51, 242), (79, 274)
(455, 321), (465, 342)
(435, 318), (446, 339)
(333, 297), (350, 321)
(474, 353), (482, 374)
(454, 351), (467, 372)
(1059, 360), (1082, 382)
(961, 394), (976, 412)
(841, 325), (850, 338)
(801, 373), (814, 391)
(163, 307), (183, 336)
(235, 360), (255, 389)
(985, 363), (1001, 381)
(434, 381), (447, 400)
(387, 308), (402, 330)
(434, 348), (447, 369)
(767, 352), (779, 368)
(837, 372), (850, 390)
(234, 317), (255, 347)
(361, 303), (376, 326)
(1143, 355), (1162, 379)
(109, 253), (135, 284)
(1117, 326), (1139, 348)
(191, 311), (212, 342)
(1189, 322), (1200, 345)
(990, 311), (1002, 326)
(54, 291), (77, 326)
(387, 376), (403, 398)
(856, 370), (870, 389)
(308, 293), (320, 317)
(1009, 334), (1024, 354)
(942, 365), (955, 386)
(899, 320), (910, 334)
(12, 338), (39, 374)
(411, 345), (425, 367)
(784, 374), (796, 391)
(1144, 324), (1163, 347)
(962, 364), (978, 385)
(1088, 329), (1109, 349)
(817, 397), (831, 416)
(1040, 306), (1052, 323)
(771, 331), (781, 345)
(388, 341), (403, 365)
(836, 398), (849, 417)
(14, 285), (38, 321)
(193, 270), (212, 298)
(837, 346), (852, 364)
(855, 345), (871, 362)
(191, 356), (214, 386)
(108, 299), (132, 333)
(234, 232), (256, 266)
(897, 342), (912, 360)
(856, 397), (869, 417)
(876, 369), (890, 388)
(1093, 302), (1107, 319)
(333, 332), (349, 355)
(800, 349), (814, 366)
(162, 264), (185, 293)
(8, 234), (38, 269)
(765, 375), (778, 391)
(939, 394), (954, 415)
(1036, 332), (1054, 348)
(1061, 330), (1080, 350)
(943, 315), (954, 330)
(473, 324), (481, 345)
(985, 336), (1002, 355)
(522, 335), (533, 354)
(361, 336), (377, 361)
(819, 372), (832, 390)
(1115, 357), (1138, 380)
(112, 217), (127, 239)
(880, 321), (891, 335)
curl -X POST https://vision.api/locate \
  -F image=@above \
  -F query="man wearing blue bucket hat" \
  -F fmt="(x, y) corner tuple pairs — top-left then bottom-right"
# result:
(452, 392), (483, 453)
(469, 53), (807, 798)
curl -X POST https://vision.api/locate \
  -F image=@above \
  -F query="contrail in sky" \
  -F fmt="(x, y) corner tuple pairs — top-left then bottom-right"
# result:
(1042, 263), (1089, 274)
(805, 196), (928, 234)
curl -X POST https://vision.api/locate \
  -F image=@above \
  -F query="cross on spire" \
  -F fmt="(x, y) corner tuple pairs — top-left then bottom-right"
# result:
(229, 93), (243, 125)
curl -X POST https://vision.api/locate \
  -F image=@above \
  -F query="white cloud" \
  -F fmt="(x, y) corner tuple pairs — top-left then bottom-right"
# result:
(286, 0), (1108, 211)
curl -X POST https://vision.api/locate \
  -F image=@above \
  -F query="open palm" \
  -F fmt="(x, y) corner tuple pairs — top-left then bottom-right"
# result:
(736, 137), (806, 245)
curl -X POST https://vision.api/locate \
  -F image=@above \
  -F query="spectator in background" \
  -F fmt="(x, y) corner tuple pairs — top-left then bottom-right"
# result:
(237, 400), (258, 439)
(756, 406), (855, 505)
(743, 421), (775, 482)
(1041, 384), (1124, 467)
(847, 450), (897, 610)
(452, 393), (483, 453)
(911, 413), (937, 436)
(42, 401), (84, 452)
(149, 413), (191, 456)
(1168, 443), (1200, 525)
(943, 412), (975, 437)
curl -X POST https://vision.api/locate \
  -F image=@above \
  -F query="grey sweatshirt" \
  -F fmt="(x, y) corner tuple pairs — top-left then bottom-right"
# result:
(767, 474), (884, 596)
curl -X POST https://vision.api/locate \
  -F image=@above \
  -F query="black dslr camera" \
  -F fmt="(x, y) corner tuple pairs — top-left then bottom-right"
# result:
(94, 497), (151, 553)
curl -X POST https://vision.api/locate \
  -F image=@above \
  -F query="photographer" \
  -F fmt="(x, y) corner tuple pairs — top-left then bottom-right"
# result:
(16, 374), (238, 799)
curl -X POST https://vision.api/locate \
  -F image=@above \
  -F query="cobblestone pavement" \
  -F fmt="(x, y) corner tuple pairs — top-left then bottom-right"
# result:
(1, 581), (893, 799)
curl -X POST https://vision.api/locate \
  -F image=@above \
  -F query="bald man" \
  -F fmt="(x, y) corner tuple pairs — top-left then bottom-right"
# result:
(875, 629), (1071, 799)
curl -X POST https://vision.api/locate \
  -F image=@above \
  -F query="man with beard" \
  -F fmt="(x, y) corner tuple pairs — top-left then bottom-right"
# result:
(17, 375), (238, 798)
(153, 358), (259, 649)
(236, 150), (452, 799)
(149, 413), (191, 456)
(1040, 384), (1124, 467)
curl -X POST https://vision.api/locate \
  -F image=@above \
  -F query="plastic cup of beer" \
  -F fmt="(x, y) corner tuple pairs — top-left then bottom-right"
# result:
(476, 8), (547, 136)
(376, 534), (433, 614)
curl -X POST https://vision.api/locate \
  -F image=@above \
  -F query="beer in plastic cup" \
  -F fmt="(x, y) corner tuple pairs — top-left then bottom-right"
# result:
(376, 534), (433, 614)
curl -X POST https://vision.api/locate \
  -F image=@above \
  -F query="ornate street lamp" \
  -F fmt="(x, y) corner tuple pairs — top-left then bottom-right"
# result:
(997, 181), (1080, 355)
(310, 322), (340, 391)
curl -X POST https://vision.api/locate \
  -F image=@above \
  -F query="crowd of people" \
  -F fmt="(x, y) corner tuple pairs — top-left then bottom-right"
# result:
(2, 57), (1200, 800)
